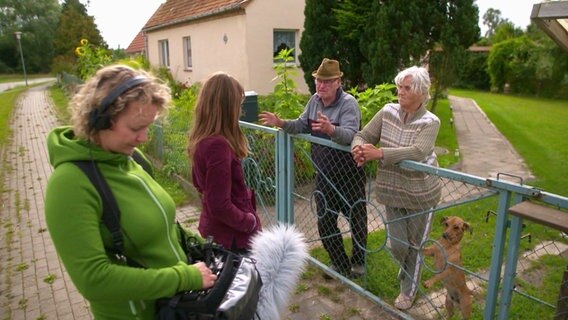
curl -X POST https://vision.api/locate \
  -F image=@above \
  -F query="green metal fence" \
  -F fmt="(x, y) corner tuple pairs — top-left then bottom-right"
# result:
(150, 120), (568, 319)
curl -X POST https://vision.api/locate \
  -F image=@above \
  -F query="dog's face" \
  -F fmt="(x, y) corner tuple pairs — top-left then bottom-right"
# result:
(440, 216), (471, 245)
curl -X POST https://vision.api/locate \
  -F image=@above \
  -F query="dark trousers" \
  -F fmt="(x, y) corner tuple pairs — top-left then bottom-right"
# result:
(315, 171), (367, 271)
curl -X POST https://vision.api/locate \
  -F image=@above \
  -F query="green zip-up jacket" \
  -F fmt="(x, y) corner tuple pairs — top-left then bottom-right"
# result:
(45, 126), (203, 319)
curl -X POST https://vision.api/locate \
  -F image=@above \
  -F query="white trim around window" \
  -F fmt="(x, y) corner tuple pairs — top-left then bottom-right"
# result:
(273, 29), (297, 64)
(158, 39), (170, 67)
(183, 36), (192, 70)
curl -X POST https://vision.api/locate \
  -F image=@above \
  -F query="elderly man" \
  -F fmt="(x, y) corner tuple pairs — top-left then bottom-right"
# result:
(260, 58), (368, 278)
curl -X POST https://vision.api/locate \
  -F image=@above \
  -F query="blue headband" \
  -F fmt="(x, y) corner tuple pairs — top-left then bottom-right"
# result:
(99, 75), (149, 113)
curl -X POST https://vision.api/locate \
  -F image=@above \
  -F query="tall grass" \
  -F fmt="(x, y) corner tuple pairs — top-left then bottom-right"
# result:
(49, 86), (70, 123)
(0, 86), (29, 148)
(449, 89), (568, 197)
(0, 86), (29, 201)
(433, 99), (460, 168)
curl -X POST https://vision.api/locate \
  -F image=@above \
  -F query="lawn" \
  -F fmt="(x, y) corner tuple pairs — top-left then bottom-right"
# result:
(449, 89), (568, 197)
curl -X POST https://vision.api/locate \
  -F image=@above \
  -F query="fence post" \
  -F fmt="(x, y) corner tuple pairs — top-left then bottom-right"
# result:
(485, 190), (512, 319)
(275, 130), (293, 223)
(556, 267), (568, 319)
(155, 123), (164, 162)
(498, 193), (525, 319)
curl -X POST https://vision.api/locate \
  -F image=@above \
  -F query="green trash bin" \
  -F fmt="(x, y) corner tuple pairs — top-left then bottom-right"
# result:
(241, 91), (258, 123)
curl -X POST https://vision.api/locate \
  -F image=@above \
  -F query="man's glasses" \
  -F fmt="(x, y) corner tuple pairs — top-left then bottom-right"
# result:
(315, 78), (337, 86)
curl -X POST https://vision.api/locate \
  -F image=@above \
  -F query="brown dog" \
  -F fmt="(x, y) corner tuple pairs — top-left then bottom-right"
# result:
(423, 216), (473, 319)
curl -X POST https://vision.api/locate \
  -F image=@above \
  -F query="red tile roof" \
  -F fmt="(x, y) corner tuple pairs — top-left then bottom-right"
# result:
(143, 0), (249, 31)
(125, 31), (146, 54)
(467, 45), (491, 52)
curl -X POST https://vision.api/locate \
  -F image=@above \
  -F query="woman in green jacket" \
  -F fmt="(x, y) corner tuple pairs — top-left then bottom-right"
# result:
(44, 65), (217, 319)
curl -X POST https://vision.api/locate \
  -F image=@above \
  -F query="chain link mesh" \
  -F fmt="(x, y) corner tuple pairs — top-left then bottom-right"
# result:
(153, 120), (567, 319)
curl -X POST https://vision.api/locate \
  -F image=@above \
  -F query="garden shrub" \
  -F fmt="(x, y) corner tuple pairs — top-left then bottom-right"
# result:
(347, 83), (397, 126)
(487, 36), (544, 95)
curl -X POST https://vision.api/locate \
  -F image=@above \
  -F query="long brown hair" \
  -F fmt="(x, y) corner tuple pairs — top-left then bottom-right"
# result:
(187, 72), (249, 159)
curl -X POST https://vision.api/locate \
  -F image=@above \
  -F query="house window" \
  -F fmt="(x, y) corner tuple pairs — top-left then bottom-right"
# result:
(183, 36), (192, 69)
(273, 30), (296, 62)
(158, 40), (169, 67)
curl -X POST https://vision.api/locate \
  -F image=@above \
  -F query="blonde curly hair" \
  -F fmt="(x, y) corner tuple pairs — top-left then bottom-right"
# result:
(69, 64), (171, 142)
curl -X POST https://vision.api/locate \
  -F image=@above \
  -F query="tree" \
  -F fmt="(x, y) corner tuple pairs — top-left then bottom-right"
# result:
(490, 21), (523, 44)
(0, 0), (60, 73)
(359, 0), (479, 102)
(487, 25), (568, 97)
(51, 0), (106, 74)
(429, 0), (479, 112)
(299, 0), (340, 93)
(360, 0), (440, 86)
(453, 51), (491, 91)
(526, 23), (568, 97)
(482, 8), (503, 38)
(333, 0), (368, 89)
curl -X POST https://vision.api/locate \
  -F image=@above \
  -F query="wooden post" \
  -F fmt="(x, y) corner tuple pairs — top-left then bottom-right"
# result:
(554, 265), (568, 320)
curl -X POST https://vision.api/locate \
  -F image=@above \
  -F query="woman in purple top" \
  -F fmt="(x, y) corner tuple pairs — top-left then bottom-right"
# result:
(187, 72), (261, 252)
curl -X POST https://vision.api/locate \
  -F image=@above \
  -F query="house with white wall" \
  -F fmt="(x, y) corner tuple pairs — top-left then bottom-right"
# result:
(141, 0), (309, 95)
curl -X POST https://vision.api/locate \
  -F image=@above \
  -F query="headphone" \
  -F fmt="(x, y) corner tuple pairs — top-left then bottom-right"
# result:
(88, 75), (149, 131)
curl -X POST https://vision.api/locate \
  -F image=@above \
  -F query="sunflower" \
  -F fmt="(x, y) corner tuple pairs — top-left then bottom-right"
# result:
(80, 39), (88, 46)
(75, 47), (85, 56)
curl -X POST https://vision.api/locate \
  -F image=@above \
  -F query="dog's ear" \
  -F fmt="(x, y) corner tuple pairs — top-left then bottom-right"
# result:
(440, 216), (449, 225)
(463, 222), (472, 235)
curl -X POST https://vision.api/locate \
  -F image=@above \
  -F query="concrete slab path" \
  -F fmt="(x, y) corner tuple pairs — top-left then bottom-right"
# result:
(448, 95), (533, 182)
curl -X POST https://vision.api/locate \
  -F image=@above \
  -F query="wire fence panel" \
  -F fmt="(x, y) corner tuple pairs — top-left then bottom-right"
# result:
(239, 125), (568, 320)
(241, 125), (279, 228)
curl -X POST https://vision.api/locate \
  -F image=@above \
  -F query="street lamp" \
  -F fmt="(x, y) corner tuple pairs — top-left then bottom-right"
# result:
(14, 31), (28, 86)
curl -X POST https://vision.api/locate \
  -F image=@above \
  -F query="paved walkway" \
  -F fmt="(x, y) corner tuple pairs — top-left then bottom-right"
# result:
(448, 95), (533, 182)
(0, 86), (532, 319)
(0, 83), (90, 319)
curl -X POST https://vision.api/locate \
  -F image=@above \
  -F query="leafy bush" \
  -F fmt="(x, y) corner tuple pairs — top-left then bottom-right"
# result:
(50, 55), (76, 76)
(454, 51), (491, 91)
(154, 66), (188, 100)
(115, 55), (152, 71)
(346, 83), (397, 125)
(145, 83), (200, 180)
(486, 36), (563, 96)
(258, 94), (309, 119)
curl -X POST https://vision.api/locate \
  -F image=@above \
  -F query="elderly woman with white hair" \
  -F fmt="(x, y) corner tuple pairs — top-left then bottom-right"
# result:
(351, 66), (441, 310)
